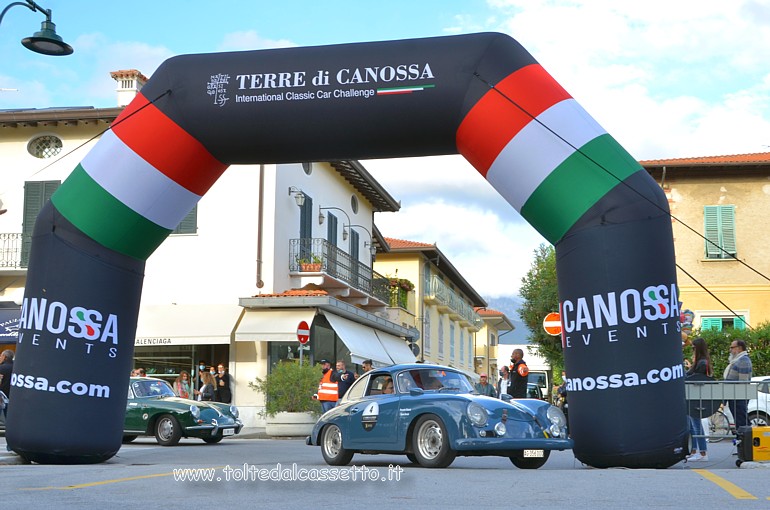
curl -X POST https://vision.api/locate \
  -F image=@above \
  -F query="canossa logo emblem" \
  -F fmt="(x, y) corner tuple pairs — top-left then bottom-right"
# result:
(562, 284), (679, 334)
(18, 297), (119, 344)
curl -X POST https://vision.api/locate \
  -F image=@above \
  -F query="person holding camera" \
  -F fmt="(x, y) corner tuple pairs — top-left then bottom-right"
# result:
(331, 360), (355, 400)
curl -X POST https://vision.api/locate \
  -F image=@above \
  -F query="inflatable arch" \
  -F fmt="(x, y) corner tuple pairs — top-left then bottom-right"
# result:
(9, 32), (687, 467)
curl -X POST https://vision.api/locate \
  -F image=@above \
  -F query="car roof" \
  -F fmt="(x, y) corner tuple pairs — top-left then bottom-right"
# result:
(368, 363), (464, 375)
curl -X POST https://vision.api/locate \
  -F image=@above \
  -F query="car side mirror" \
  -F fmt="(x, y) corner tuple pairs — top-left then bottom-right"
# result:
(500, 393), (512, 402)
(409, 387), (424, 397)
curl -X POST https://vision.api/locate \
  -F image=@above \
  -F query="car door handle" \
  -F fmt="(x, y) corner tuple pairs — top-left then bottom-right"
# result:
(128, 403), (138, 407)
(350, 407), (360, 413)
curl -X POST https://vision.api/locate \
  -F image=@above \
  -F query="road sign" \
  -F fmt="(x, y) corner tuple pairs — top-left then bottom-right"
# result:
(543, 312), (562, 336)
(296, 320), (310, 344)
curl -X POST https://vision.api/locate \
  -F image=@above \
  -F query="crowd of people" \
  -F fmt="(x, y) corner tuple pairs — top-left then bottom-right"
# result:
(129, 360), (233, 404)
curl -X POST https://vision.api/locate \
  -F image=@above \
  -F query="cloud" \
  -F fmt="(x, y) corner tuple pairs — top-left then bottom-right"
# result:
(216, 31), (297, 52)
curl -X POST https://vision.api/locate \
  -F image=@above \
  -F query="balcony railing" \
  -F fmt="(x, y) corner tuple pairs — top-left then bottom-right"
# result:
(0, 233), (25, 269)
(424, 274), (483, 330)
(289, 238), (390, 303)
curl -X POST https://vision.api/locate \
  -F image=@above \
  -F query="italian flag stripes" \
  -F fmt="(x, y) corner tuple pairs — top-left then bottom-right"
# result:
(457, 64), (642, 244)
(51, 93), (228, 260)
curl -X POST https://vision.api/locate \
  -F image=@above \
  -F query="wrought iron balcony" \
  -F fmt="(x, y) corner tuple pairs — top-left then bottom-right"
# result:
(289, 238), (390, 304)
(0, 233), (26, 269)
(424, 274), (483, 330)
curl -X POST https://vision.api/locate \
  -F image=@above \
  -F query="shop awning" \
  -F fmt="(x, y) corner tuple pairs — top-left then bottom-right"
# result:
(235, 309), (317, 342)
(0, 307), (20, 343)
(134, 304), (244, 346)
(375, 330), (417, 364)
(324, 313), (392, 366)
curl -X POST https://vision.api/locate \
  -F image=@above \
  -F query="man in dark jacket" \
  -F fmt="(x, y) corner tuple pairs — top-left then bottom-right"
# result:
(507, 348), (529, 399)
(331, 360), (355, 400)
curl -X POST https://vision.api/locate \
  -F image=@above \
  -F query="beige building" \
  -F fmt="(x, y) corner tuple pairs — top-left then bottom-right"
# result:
(641, 153), (770, 332)
(374, 238), (506, 379)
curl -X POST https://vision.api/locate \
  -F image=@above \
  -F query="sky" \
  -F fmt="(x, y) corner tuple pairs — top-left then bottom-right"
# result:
(2, 0), (770, 298)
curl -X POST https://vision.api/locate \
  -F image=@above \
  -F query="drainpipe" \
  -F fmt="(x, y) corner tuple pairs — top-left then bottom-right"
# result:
(256, 164), (265, 289)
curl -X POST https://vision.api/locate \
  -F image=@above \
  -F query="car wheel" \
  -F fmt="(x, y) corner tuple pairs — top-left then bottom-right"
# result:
(748, 411), (769, 427)
(411, 414), (456, 468)
(405, 453), (418, 464)
(154, 414), (182, 446)
(321, 424), (353, 466)
(509, 450), (550, 469)
(122, 435), (138, 443)
(203, 434), (224, 444)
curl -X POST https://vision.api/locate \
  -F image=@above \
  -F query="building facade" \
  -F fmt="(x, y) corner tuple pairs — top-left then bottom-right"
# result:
(641, 153), (770, 332)
(374, 238), (503, 379)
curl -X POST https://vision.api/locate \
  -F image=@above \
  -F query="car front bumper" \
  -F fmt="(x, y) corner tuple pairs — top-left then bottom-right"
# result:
(453, 436), (573, 452)
(186, 420), (243, 437)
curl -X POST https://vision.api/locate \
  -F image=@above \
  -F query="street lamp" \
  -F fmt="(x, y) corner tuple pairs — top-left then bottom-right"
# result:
(350, 224), (377, 257)
(318, 206), (351, 241)
(0, 0), (73, 56)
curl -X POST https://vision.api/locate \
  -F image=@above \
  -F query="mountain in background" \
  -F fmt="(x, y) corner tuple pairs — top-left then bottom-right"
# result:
(484, 295), (531, 344)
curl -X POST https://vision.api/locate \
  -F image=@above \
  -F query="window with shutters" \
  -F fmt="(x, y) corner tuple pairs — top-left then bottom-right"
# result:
(171, 205), (197, 235)
(700, 316), (747, 331)
(703, 205), (736, 259)
(22, 180), (61, 267)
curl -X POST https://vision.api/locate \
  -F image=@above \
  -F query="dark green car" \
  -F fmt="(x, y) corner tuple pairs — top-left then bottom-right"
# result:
(123, 377), (243, 446)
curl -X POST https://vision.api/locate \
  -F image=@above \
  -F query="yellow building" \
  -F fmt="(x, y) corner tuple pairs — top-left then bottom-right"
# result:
(641, 152), (770, 332)
(375, 238), (509, 378)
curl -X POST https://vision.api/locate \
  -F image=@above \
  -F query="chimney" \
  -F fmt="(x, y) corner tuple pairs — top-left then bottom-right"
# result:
(110, 69), (148, 107)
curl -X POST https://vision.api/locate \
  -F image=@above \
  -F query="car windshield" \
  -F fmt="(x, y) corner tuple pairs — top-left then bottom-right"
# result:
(131, 379), (176, 398)
(396, 368), (474, 393)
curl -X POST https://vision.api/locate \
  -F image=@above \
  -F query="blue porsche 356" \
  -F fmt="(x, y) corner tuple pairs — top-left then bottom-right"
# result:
(307, 364), (572, 468)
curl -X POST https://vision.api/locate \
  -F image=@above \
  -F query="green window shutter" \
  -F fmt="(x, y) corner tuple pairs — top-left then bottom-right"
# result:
(734, 316), (747, 331)
(172, 204), (197, 235)
(703, 205), (736, 259)
(22, 180), (61, 266)
(720, 206), (736, 256)
(700, 317), (723, 331)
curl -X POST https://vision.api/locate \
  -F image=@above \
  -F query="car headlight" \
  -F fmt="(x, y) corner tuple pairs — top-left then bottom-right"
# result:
(546, 405), (566, 437)
(467, 402), (488, 427)
(230, 405), (239, 418)
(494, 421), (507, 436)
(190, 404), (200, 420)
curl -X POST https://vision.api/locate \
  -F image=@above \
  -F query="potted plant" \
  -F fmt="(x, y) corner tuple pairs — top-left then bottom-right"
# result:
(296, 254), (323, 272)
(249, 360), (322, 436)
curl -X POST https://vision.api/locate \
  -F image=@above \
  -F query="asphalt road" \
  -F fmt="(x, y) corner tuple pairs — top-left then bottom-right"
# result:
(1, 434), (769, 509)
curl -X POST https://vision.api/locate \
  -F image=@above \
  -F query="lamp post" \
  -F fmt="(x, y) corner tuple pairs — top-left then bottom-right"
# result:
(318, 206), (351, 242)
(0, 0), (73, 56)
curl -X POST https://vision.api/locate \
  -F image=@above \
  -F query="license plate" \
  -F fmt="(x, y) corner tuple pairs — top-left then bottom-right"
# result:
(523, 449), (544, 458)
(222, 428), (235, 436)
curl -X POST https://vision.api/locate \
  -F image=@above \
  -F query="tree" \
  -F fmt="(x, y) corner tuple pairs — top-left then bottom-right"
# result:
(517, 244), (563, 374)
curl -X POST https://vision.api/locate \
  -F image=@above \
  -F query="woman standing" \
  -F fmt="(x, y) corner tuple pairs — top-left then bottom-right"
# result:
(198, 371), (216, 402)
(173, 370), (191, 399)
(686, 337), (713, 462)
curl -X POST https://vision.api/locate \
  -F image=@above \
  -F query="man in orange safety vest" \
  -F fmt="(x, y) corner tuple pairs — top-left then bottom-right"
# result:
(313, 359), (338, 413)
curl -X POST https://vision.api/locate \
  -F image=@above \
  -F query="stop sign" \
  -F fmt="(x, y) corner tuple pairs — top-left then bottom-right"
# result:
(542, 312), (562, 336)
(296, 320), (310, 344)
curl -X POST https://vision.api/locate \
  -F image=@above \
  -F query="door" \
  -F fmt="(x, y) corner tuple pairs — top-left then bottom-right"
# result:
(345, 373), (400, 448)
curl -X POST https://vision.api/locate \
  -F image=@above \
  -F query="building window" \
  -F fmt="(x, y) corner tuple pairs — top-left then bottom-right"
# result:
(438, 314), (444, 357)
(490, 332), (497, 347)
(704, 205), (736, 259)
(449, 323), (455, 361)
(171, 205), (197, 235)
(302, 162), (313, 175)
(459, 330), (465, 363)
(350, 194), (359, 214)
(27, 135), (63, 159)
(423, 311), (431, 355)
(22, 180), (60, 266)
(700, 316), (746, 331)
